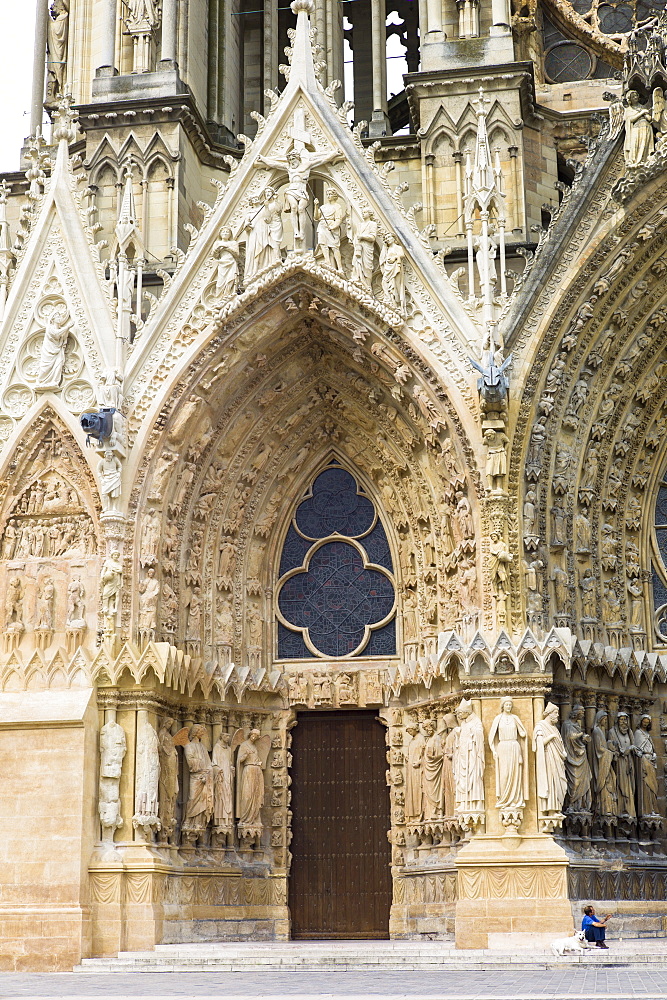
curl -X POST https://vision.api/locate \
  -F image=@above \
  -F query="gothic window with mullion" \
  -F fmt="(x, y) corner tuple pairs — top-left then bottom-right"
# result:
(276, 464), (396, 659)
(651, 477), (667, 640)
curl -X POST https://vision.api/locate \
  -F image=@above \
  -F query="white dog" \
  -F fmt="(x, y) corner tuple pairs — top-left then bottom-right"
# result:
(551, 930), (591, 956)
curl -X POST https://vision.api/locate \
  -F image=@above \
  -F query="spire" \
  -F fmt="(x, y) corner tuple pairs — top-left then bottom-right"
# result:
(282, 0), (318, 92)
(115, 161), (143, 256)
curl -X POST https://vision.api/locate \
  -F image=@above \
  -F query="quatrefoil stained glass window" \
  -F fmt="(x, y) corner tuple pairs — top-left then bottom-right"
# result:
(276, 465), (396, 659)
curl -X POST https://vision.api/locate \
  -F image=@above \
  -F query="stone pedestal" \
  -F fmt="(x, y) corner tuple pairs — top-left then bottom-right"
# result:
(455, 834), (573, 949)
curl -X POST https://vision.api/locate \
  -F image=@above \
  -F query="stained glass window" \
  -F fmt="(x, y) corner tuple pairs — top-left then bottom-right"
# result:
(653, 473), (667, 632)
(277, 466), (396, 659)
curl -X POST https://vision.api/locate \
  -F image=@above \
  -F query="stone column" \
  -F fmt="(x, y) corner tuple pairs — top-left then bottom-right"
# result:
(369, 0), (390, 137)
(30, 0), (49, 135)
(160, 0), (178, 66)
(97, 0), (118, 75)
(490, 0), (510, 34)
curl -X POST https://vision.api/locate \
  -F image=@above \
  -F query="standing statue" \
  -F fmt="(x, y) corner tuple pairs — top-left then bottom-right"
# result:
(350, 208), (377, 289)
(127, 0), (158, 28)
(233, 728), (271, 848)
(179, 724), (215, 846)
(98, 718), (126, 844)
(405, 723), (425, 822)
(314, 189), (346, 271)
(634, 714), (659, 819)
(5, 576), (23, 625)
(454, 698), (485, 829)
(380, 235), (406, 310)
(37, 303), (73, 388)
(132, 719), (161, 840)
(35, 576), (55, 629)
(561, 704), (592, 814)
(257, 143), (341, 246)
(213, 732), (235, 847)
(100, 550), (123, 619)
(422, 720), (444, 823)
(624, 90), (655, 168)
(488, 696), (528, 830)
(591, 709), (617, 835)
(213, 227), (239, 298)
(97, 450), (123, 511)
(442, 713), (459, 820)
(47, 0), (69, 99)
(483, 430), (509, 490)
(607, 711), (636, 823)
(244, 187), (283, 282)
(66, 575), (86, 626)
(138, 567), (160, 637)
(533, 702), (567, 828)
(157, 717), (179, 842)
(489, 530), (512, 622)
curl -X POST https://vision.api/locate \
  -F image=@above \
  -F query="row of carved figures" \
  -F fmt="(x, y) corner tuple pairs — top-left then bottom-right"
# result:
(399, 699), (661, 842)
(2, 515), (96, 560)
(99, 718), (277, 853)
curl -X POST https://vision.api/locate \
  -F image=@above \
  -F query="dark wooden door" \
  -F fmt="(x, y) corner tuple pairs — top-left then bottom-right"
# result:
(289, 710), (392, 939)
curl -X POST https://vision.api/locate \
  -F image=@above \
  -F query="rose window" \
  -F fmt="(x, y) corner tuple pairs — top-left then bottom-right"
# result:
(276, 465), (396, 659)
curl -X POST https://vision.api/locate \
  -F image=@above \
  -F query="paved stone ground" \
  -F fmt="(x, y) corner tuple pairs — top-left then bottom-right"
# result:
(3, 969), (667, 999)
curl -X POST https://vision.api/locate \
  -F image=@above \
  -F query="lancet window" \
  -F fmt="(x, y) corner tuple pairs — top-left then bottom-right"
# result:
(276, 464), (396, 659)
(652, 473), (667, 640)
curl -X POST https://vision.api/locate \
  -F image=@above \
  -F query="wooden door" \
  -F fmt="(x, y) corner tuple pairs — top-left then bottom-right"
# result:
(289, 710), (392, 939)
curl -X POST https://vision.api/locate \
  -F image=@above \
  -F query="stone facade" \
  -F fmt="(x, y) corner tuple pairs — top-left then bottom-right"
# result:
(0, 0), (667, 971)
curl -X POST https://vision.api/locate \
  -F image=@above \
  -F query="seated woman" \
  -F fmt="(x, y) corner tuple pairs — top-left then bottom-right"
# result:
(582, 905), (612, 948)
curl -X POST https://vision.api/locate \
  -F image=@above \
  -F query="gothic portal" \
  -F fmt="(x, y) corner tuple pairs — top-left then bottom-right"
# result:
(0, 0), (667, 971)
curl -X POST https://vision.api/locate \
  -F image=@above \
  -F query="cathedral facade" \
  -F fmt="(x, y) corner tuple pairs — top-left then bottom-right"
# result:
(0, 0), (666, 970)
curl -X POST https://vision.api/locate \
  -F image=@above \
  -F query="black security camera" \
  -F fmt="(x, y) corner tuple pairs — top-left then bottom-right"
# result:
(80, 407), (116, 447)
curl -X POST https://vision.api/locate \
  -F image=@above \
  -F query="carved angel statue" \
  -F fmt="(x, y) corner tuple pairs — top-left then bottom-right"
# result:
(257, 143), (342, 246)
(37, 302), (74, 388)
(232, 728), (271, 847)
(624, 90), (655, 168)
(174, 724), (216, 846)
(488, 696), (528, 830)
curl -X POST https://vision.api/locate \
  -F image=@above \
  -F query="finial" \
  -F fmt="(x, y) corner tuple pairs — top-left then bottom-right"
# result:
(291, 0), (314, 12)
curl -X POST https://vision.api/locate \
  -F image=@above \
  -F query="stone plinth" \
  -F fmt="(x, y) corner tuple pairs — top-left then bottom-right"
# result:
(455, 834), (573, 949)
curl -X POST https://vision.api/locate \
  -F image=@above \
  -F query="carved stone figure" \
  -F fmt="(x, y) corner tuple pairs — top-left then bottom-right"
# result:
(483, 429), (508, 490)
(100, 550), (123, 619)
(314, 189), (345, 271)
(98, 450), (122, 510)
(574, 510), (591, 553)
(627, 579), (644, 630)
(234, 728), (271, 846)
(405, 724), (424, 822)
(181, 724), (215, 845)
(258, 139), (341, 246)
(213, 732), (235, 845)
(140, 509), (160, 567)
(99, 718), (126, 843)
(489, 531), (512, 620)
(47, 0), (69, 99)
(607, 712), (636, 822)
(442, 713), (459, 819)
(37, 303), (73, 388)
(351, 208), (377, 289)
(133, 720), (160, 840)
(523, 489), (537, 537)
(533, 703), (567, 825)
(634, 715), (659, 819)
(454, 699), (485, 827)
(157, 717), (179, 842)
(5, 576), (23, 625)
(244, 188), (283, 282)
(624, 90), (655, 168)
(488, 697), (528, 829)
(213, 227), (239, 298)
(561, 704), (591, 814)
(66, 575), (85, 626)
(591, 710), (617, 832)
(138, 568), (160, 636)
(380, 235), (406, 310)
(422, 719), (444, 822)
(35, 577), (55, 629)
(551, 564), (568, 609)
(579, 568), (596, 619)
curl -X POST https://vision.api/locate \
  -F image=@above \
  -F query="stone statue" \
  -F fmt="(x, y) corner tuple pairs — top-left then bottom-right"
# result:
(100, 550), (123, 618)
(127, 0), (158, 28)
(350, 208), (377, 289)
(258, 142), (341, 246)
(47, 0), (69, 99)
(488, 696), (528, 830)
(380, 235), (406, 310)
(454, 699), (485, 828)
(607, 712), (636, 822)
(244, 187), (283, 282)
(233, 728), (271, 847)
(483, 430), (509, 490)
(634, 714), (659, 818)
(212, 732), (235, 846)
(140, 509), (160, 567)
(181, 724), (215, 845)
(132, 720), (160, 840)
(138, 568), (160, 636)
(561, 704), (592, 814)
(35, 577), (55, 629)
(591, 709), (617, 833)
(442, 713), (459, 819)
(405, 723), (425, 821)
(579, 568), (596, 619)
(422, 719), (444, 823)
(97, 450), (122, 511)
(66, 575), (86, 626)
(314, 189), (346, 271)
(157, 717), (179, 842)
(5, 576), (23, 626)
(533, 702), (567, 827)
(489, 530), (512, 620)
(98, 718), (126, 844)
(37, 303), (73, 388)
(624, 90), (655, 168)
(213, 227), (239, 298)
